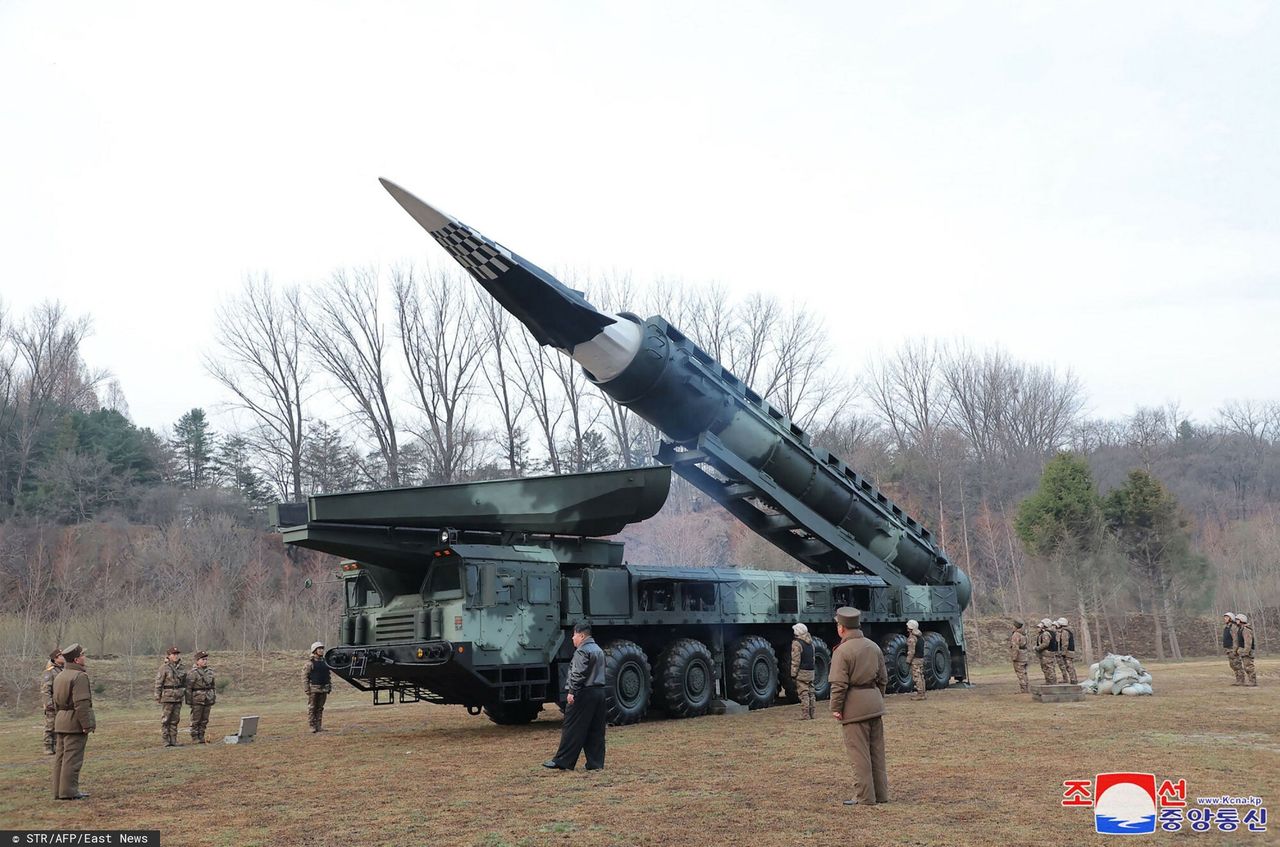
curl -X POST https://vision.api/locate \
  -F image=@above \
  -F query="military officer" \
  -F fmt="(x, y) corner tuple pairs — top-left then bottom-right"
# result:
(905, 620), (926, 700)
(1055, 617), (1078, 684)
(791, 622), (817, 720)
(1034, 619), (1057, 685)
(304, 641), (332, 732)
(187, 651), (216, 743)
(154, 646), (187, 746)
(52, 643), (94, 800)
(1224, 613), (1244, 685)
(544, 621), (608, 770)
(1010, 619), (1030, 694)
(41, 648), (65, 754)
(829, 607), (889, 807)
(1236, 614), (1257, 687)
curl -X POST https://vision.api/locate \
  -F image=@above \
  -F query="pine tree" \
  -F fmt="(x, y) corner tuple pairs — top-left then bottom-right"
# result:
(171, 409), (216, 489)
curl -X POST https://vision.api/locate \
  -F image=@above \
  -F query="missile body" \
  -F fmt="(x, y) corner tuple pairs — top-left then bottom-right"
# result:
(381, 179), (962, 595)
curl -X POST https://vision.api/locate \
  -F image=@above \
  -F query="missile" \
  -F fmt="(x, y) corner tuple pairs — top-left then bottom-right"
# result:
(378, 179), (642, 381)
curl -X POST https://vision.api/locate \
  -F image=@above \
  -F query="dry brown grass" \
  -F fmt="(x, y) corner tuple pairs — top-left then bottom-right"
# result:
(0, 654), (1277, 846)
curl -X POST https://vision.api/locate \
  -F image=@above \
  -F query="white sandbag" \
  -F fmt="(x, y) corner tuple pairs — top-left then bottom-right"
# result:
(1082, 652), (1154, 696)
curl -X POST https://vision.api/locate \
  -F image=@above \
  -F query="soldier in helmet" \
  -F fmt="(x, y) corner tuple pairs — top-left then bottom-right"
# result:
(41, 649), (65, 755)
(1034, 620), (1057, 685)
(154, 647), (187, 747)
(1055, 617), (1078, 684)
(905, 620), (926, 701)
(829, 607), (889, 806)
(304, 642), (332, 732)
(1009, 620), (1029, 694)
(791, 622), (817, 719)
(186, 651), (216, 743)
(1224, 613), (1244, 685)
(1236, 614), (1257, 687)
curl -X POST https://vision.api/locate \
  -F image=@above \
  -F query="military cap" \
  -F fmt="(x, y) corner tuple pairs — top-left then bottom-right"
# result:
(1237, 613), (1248, 624)
(310, 641), (325, 653)
(61, 643), (83, 662)
(1056, 617), (1068, 627)
(834, 606), (860, 628)
(194, 650), (209, 660)
(49, 648), (63, 662)
(906, 619), (920, 631)
(166, 645), (182, 655)
(1012, 618), (1024, 628)
(792, 622), (808, 636)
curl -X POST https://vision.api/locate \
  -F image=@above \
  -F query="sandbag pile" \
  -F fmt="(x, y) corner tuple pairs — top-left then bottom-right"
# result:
(1080, 654), (1153, 696)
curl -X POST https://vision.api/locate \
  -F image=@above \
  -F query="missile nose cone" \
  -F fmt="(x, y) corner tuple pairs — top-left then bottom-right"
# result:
(378, 178), (623, 353)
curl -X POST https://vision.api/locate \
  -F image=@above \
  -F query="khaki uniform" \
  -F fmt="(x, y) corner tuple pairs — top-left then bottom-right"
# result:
(1010, 628), (1029, 693)
(305, 657), (332, 731)
(1237, 624), (1257, 687)
(41, 663), (59, 754)
(791, 632), (816, 719)
(905, 630), (926, 699)
(52, 664), (95, 799)
(1035, 627), (1057, 684)
(829, 630), (889, 805)
(1056, 625), (1078, 684)
(1225, 621), (1244, 684)
(154, 659), (187, 745)
(187, 666), (217, 742)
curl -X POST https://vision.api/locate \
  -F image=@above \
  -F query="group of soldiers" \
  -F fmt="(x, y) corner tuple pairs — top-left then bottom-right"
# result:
(154, 647), (218, 745)
(1222, 612), (1258, 686)
(1008, 617), (1077, 693)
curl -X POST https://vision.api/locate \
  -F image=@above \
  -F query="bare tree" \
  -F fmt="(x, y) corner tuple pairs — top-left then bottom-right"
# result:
(764, 303), (853, 431)
(206, 277), (310, 500)
(478, 298), (530, 476)
(512, 333), (566, 474)
(301, 267), (401, 486)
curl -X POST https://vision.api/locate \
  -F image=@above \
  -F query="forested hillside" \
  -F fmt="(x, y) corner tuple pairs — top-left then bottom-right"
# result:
(1, 274), (1276, 709)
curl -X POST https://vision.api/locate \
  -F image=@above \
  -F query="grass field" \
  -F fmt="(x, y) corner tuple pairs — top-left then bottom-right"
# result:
(0, 654), (1276, 846)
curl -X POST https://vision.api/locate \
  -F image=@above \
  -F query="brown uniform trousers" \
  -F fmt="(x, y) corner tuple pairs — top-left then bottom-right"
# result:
(41, 664), (59, 754)
(829, 631), (889, 805)
(52, 664), (95, 799)
(187, 666), (216, 742)
(1056, 627), (1078, 684)
(154, 660), (187, 745)
(1010, 629), (1029, 693)
(1035, 629), (1057, 684)
(1238, 625), (1257, 686)
(791, 634), (816, 719)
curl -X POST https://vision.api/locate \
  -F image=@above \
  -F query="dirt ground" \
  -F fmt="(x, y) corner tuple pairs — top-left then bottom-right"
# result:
(1, 654), (1277, 846)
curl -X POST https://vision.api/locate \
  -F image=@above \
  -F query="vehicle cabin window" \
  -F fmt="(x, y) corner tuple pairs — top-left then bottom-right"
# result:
(805, 587), (827, 610)
(639, 581), (676, 612)
(832, 586), (870, 610)
(346, 574), (381, 609)
(682, 583), (716, 611)
(778, 585), (798, 615)
(527, 573), (553, 604)
(425, 563), (462, 596)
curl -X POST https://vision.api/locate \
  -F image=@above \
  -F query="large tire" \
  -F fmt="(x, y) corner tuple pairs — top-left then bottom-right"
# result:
(923, 631), (953, 690)
(880, 633), (913, 694)
(728, 635), (779, 709)
(654, 638), (714, 719)
(604, 639), (651, 725)
(484, 701), (543, 725)
(812, 636), (832, 701)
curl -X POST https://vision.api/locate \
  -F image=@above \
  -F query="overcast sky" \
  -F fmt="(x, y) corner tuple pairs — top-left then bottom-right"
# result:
(1, 1), (1277, 435)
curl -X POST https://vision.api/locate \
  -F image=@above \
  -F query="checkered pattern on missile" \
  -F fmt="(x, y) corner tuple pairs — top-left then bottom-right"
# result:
(430, 222), (511, 282)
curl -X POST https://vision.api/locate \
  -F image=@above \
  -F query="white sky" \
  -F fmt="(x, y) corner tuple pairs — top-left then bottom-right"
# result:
(1, 1), (1277, 434)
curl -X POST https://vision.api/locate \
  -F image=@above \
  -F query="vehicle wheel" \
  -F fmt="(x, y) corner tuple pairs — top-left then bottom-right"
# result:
(923, 631), (953, 690)
(654, 638), (714, 718)
(604, 639), (651, 725)
(484, 701), (543, 725)
(728, 635), (778, 709)
(880, 633), (913, 694)
(812, 636), (832, 701)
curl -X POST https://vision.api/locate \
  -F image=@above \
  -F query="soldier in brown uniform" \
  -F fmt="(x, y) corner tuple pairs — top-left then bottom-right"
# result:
(1224, 613), (1244, 685)
(186, 651), (216, 743)
(791, 623), (816, 720)
(1010, 620), (1030, 694)
(52, 643), (94, 800)
(1035, 620), (1057, 684)
(154, 647), (187, 746)
(1055, 617), (1078, 685)
(41, 649), (64, 754)
(304, 641), (332, 732)
(1236, 614), (1257, 687)
(905, 620), (926, 700)
(829, 606), (889, 807)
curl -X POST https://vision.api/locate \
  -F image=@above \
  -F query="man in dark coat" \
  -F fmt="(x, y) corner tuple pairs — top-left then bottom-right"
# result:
(544, 622), (607, 771)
